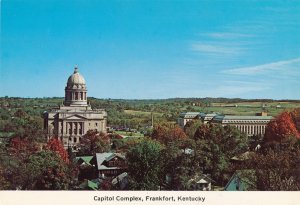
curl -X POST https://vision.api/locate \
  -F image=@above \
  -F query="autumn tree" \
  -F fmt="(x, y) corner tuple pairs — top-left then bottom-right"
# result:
(290, 108), (300, 133)
(25, 150), (72, 190)
(264, 111), (300, 144)
(78, 130), (110, 155)
(126, 138), (163, 190)
(8, 137), (38, 161)
(151, 123), (187, 145)
(46, 137), (69, 163)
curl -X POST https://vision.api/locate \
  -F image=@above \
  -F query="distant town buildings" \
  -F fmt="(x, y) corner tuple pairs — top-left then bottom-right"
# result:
(178, 112), (273, 137)
(44, 67), (107, 150)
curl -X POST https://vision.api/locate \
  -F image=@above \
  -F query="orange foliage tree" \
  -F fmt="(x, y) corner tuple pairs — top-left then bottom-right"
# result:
(46, 137), (69, 163)
(9, 137), (38, 161)
(264, 111), (300, 143)
(151, 123), (187, 145)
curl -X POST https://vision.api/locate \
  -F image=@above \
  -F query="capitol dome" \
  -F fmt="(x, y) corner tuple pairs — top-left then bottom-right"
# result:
(67, 67), (86, 86)
(64, 66), (88, 107)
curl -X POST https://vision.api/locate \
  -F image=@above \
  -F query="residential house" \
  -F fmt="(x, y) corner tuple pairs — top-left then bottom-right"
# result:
(188, 174), (215, 191)
(225, 170), (257, 191)
(75, 156), (96, 181)
(92, 152), (127, 178)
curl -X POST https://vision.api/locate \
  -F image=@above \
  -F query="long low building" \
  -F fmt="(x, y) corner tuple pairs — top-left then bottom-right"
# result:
(178, 112), (273, 137)
(211, 115), (273, 137)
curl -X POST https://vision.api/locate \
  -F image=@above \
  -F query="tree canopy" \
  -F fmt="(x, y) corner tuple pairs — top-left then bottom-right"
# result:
(126, 138), (163, 190)
(264, 111), (300, 143)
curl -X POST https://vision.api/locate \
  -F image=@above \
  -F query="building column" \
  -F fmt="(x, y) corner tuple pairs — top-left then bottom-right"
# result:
(76, 122), (78, 135)
(65, 122), (67, 135)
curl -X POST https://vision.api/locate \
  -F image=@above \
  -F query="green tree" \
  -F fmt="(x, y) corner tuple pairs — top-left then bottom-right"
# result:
(23, 150), (72, 190)
(78, 130), (110, 155)
(194, 124), (248, 185)
(184, 119), (202, 139)
(126, 138), (163, 190)
(160, 140), (199, 190)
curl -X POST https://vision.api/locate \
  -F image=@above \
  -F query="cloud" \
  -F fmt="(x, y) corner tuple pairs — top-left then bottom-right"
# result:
(210, 81), (271, 97)
(222, 58), (300, 75)
(191, 42), (243, 55)
(205, 32), (253, 39)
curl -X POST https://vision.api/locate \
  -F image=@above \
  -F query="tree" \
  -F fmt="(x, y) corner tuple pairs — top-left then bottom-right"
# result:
(194, 124), (248, 185)
(264, 111), (300, 143)
(160, 140), (200, 190)
(290, 108), (300, 133)
(126, 138), (163, 190)
(184, 119), (202, 139)
(4, 149), (72, 190)
(151, 123), (187, 145)
(26, 150), (72, 190)
(79, 130), (110, 155)
(9, 137), (38, 161)
(46, 137), (69, 163)
(243, 146), (300, 190)
(0, 165), (10, 190)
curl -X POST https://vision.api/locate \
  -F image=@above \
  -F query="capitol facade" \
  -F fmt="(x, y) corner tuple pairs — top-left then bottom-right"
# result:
(44, 67), (107, 150)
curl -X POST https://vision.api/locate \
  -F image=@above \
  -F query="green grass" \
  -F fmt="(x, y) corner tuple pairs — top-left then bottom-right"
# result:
(124, 109), (163, 117)
(115, 131), (144, 137)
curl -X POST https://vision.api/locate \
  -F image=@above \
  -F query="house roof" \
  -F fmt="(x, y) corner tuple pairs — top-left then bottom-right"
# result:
(95, 152), (125, 171)
(87, 180), (98, 190)
(79, 180), (98, 190)
(225, 169), (257, 191)
(75, 156), (93, 165)
(188, 174), (215, 184)
(213, 115), (273, 122)
(179, 112), (203, 118)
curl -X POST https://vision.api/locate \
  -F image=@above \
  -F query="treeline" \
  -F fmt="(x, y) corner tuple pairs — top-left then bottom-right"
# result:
(1, 96), (299, 132)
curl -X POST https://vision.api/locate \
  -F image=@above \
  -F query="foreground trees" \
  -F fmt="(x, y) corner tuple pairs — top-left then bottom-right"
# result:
(78, 130), (110, 155)
(236, 109), (300, 190)
(21, 150), (72, 190)
(251, 147), (300, 190)
(126, 138), (162, 190)
(0, 136), (74, 190)
(194, 124), (248, 185)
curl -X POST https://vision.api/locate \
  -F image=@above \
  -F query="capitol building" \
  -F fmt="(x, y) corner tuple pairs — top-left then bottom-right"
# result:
(44, 67), (107, 150)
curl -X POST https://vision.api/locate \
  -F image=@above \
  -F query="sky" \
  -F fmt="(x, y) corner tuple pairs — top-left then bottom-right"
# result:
(1, 0), (300, 99)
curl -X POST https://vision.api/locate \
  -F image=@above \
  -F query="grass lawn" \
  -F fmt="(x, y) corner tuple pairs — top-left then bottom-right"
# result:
(115, 130), (144, 137)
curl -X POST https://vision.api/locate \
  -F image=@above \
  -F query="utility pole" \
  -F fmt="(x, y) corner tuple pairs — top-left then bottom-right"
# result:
(151, 112), (154, 128)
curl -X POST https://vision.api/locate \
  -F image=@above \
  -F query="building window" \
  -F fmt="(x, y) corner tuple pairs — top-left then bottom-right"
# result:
(95, 123), (98, 126)
(74, 137), (77, 143)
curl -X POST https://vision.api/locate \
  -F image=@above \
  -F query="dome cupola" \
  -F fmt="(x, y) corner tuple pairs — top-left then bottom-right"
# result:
(67, 67), (86, 86)
(64, 66), (88, 107)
